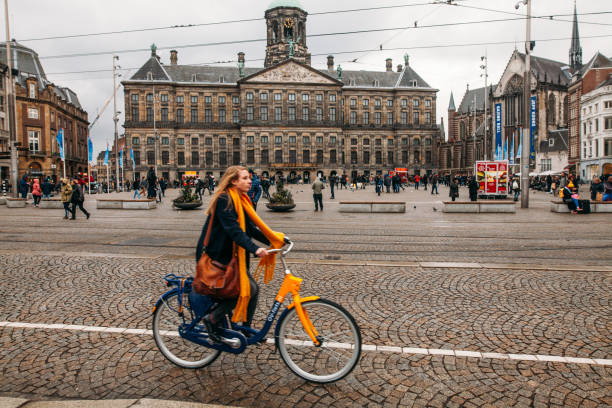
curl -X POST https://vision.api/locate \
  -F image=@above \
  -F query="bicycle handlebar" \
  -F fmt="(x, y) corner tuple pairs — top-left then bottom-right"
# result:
(267, 236), (293, 256)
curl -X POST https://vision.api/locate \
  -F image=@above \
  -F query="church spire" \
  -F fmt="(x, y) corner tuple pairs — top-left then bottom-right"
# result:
(569, 1), (582, 71)
(448, 92), (456, 111)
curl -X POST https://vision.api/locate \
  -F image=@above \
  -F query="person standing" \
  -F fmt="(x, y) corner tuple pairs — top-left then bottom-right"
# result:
(247, 169), (262, 210)
(312, 177), (325, 211)
(468, 176), (479, 202)
(422, 175), (428, 191)
(19, 175), (29, 199)
(70, 179), (90, 220)
(431, 174), (439, 195)
(590, 177), (604, 201)
(41, 178), (53, 199)
(159, 178), (167, 197)
(60, 178), (72, 219)
(512, 178), (520, 202)
(384, 174), (391, 193)
(603, 175), (612, 202)
(375, 175), (383, 196)
(146, 167), (157, 199)
(449, 178), (459, 201)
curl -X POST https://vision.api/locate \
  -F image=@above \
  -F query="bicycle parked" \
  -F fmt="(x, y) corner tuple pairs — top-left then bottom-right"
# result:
(152, 238), (362, 383)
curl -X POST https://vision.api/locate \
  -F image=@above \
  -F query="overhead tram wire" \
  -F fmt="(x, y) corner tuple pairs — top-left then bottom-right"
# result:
(39, 11), (612, 60)
(45, 33), (612, 78)
(19, 1), (466, 43)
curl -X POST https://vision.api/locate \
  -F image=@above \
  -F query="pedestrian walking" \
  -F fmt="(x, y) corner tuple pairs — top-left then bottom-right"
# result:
(449, 178), (459, 201)
(60, 178), (72, 219)
(375, 175), (383, 196)
(247, 169), (262, 210)
(384, 174), (391, 193)
(468, 176), (479, 202)
(414, 175), (420, 190)
(329, 174), (336, 199)
(312, 176), (325, 211)
(31, 178), (42, 207)
(512, 178), (520, 202)
(70, 179), (90, 220)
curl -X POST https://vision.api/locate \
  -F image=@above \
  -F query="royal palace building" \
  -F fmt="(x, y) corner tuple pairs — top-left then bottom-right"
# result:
(122, 0), (441, 183)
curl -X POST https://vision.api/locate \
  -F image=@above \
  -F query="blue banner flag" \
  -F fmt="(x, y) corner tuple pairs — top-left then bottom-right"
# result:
(104, 144), (109, 166)
(119, 149), (123, 168)
(130, 148), (135, 170)
(56, 128), (64, 161)
(88, 137), (93, 163)
(495, 103), (502, 160)
(509, 136), (514, 165)
(530, 96), (536, 161)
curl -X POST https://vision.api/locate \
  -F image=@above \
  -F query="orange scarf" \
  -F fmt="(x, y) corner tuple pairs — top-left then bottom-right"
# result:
(227, 188), (285, 323)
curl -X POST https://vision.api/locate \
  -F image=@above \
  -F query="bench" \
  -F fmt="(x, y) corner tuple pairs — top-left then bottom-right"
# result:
(39, 198), (64, 209)
(5, 198), (26, 208)
(96, 198), (157, 210)
(551, 200), (612, 213)
(339, 201), (406, 213)
(443, 201), (516, 213)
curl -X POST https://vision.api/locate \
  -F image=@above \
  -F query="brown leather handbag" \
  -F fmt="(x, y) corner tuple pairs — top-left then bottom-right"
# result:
(193, 209), (240, 298)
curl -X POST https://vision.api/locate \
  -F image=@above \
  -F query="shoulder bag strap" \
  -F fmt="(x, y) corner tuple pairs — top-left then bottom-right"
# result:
(203, 207), (215, 248)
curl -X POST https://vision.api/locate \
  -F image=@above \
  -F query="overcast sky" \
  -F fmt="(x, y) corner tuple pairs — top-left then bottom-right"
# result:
(3, 0), (611, 157)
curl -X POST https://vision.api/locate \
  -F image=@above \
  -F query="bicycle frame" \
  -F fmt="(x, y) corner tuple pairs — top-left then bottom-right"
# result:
(233, 241), (321, 346)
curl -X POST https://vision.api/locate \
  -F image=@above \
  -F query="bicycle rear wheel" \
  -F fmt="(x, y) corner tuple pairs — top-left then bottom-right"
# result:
(152, 291), (220, 369)
(276, 298), (361, 383)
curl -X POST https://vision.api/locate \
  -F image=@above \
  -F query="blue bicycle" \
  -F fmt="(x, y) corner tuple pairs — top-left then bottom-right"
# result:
(152, 240), (362, 383)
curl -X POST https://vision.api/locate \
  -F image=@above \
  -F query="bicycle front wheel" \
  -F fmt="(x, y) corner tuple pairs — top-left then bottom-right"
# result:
(276, 298), (361, 383)
(152, 291), (220, 369)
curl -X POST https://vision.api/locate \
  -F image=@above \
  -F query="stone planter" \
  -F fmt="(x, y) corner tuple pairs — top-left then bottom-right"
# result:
(40, 198), (64, 209)
(97, 199), (157, 209)
(0, 196), (6, 205)
(266, 203), (296, 212)
(173, 201), (203, 210)
(6, 198), (26, 208)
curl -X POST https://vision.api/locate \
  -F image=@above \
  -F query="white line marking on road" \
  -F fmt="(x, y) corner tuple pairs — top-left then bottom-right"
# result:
(2, 321), (610, 367)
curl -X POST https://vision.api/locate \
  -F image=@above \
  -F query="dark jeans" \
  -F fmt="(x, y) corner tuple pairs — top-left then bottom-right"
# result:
(209, 272), (258, 327)
(71, 201), (89, 219)
(431, 184), (438, 194)
(313, 193), (323, 210)
(63, 202), (71, 218)
(33, 195), (41, 205)
(470, 192), (477, 201)
(330, 184), (335, 199)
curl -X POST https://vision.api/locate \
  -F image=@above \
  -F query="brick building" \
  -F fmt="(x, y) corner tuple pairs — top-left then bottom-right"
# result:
(0, 41), (89, 182)
(122, 1), (441, 183)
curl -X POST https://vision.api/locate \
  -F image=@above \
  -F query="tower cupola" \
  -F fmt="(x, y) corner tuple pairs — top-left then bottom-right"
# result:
(264, 1), (311, 66)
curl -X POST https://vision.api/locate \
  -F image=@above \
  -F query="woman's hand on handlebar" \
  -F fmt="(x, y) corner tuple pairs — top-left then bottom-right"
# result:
(255, 248), (269, 257)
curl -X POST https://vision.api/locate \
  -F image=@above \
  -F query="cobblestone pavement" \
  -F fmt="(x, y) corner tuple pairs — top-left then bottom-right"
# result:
(0, 184), (611, 407)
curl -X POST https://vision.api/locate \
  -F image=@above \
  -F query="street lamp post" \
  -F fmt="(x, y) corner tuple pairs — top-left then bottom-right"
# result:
(480, 52), (489, 160)
(516, 0), (531, 208)
(4, 0), (18, 198)
(112, 55), (121, 192)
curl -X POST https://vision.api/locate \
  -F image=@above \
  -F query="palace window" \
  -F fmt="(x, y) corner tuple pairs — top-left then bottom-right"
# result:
(425, 112), (431, 124)
(350, 111), (357, 124)
(375, 99), (381, 108)
(316, 136), (323, 144)
(330, 149), (336, 163)
(232, 96), (239, 104)
(246, 92), (254, 101)
(289, 106), (296, 121)
(28, 107), (39, 119)
(275, 107), (282, 121)
(191, 95), (198, 104)
(413, 99), (419, 107)
(204, 95), (212, 104)
(388, 151), (394, 164)
(275, 150), (283, 163)
(330, 94), (336, 102)
(260, 93), (267, 102)
(261, 149), (269, 164)
(131, 94), (139, 102)
(192, 151), (199, 166)
(246, 106), (254, 121)
(303, 149), (310, 163)
(260, 106), (268, 121)
(375, 151), (382, 164)
(330, 107), (336, 122)
(425, 99), (431, 108)
(363, 99), (369, 107)
(387, 99), (393, 107)
(233, 110), (239, 123)
(330, 136), (336, 145)
(275, 136), (282, 144)
(401, 111), (407, 124)
(146, 93), (153, 103)
(375, 112), (381, 125)
(302, 93), (309, 102)
(316, 94), (322, 102)
(401, 99), (407, 107)
(132, 137), (140, 145)
(247, 149), (255, 164)
(147, 151), (155, 165)
(205, 151), (213, 165)
(219, 108), (226, 123)
(261, 135), (268, 144)
(246, 136), (254, 144)
(146, 107), (153, 122)
(161, 108), (168, 122)
(363, 112), (369, 125)
(363, 151), (370, 164)
(316, 149), (323, 164)
(387, 112), (393, 125)
(133, 150), (140, 165)
(177, 95), (184, 103)
(219, 137), (226, 146)
(177, 138), (185, 145)
(204, 109), (212, 123)
(316, 107), (323, 121)
(161, 137), (169, 145)
(288, 93), (296, 102)
(302, 107), (309, 121)
(350, 98), (357, 108)
(219, 151), (227, 165)
(147, 137), (155, 145)
(191, 109), (198, 123)
(205, 137), (212, 145)
(160, 94), (168, 102)
(232, 151), (240, 165)
(289, 135), (296, 143)
(274, 93), (282, 101)
(176, 108), (184, 123)
(303, 136), (310, 144)
(413, 112), (419, 124)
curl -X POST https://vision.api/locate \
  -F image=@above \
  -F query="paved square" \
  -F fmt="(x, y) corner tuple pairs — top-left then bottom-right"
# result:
(0, 184), (610, 407)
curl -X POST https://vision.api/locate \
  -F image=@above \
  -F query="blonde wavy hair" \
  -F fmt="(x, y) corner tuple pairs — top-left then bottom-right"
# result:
(205, 165), (247, 215)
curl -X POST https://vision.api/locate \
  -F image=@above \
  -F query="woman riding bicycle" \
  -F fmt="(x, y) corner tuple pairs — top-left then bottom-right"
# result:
(195, 166), (285, 341)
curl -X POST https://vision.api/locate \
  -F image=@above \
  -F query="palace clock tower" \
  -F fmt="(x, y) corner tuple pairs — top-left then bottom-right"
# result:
(264, 1), (311, 67)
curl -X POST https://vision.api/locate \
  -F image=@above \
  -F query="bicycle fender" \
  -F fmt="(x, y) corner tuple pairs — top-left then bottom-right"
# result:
(152, 289), (178, 314)
(273, 296), (321, 353)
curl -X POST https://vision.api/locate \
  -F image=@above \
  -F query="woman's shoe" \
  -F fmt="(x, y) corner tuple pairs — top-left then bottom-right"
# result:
(202, 315), (223, 344)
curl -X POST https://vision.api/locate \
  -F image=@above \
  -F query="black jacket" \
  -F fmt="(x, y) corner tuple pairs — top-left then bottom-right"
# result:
(70, 184), (84, 203)
(196, 193), (270, 266)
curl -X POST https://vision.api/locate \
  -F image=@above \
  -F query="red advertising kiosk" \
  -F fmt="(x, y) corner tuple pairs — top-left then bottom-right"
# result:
(475, 161), (508, 198)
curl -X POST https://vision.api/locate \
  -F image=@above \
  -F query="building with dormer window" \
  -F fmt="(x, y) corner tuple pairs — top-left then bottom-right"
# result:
(122, 1), (441, 183)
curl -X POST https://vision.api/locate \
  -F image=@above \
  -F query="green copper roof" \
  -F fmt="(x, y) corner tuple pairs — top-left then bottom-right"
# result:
(267, 0), (305, 11)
